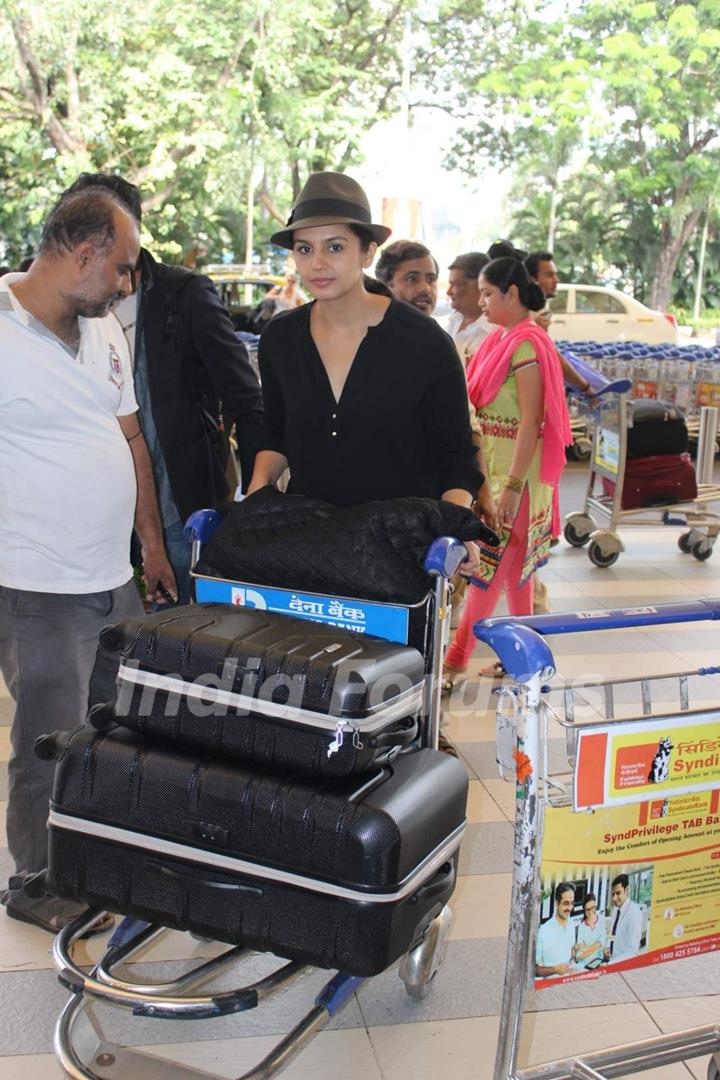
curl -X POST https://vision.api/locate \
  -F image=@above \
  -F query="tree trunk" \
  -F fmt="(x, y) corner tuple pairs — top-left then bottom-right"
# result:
(546, 185), (558, 251)
(650, 207), (703, 311)
(692, 212), (709, 321)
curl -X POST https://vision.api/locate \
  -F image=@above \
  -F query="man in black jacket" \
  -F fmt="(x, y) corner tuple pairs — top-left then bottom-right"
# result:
(64, 174), (264, 603)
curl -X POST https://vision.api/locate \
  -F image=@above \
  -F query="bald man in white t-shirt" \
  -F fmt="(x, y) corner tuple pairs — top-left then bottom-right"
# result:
(0, 188), (175, 937)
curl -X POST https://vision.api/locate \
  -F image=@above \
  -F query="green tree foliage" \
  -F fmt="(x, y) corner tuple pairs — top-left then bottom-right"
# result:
(424, 0), (720, 309)
(0, 0), (409, 265)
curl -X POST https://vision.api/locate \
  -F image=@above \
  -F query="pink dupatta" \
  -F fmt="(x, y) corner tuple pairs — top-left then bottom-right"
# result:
(466, 317), (571, 488)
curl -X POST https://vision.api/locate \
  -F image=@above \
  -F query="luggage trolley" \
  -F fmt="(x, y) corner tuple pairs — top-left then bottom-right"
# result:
(50, 510), (471, 1080)
(565, 385), (720, 566)
(476, 600), (720, 1080)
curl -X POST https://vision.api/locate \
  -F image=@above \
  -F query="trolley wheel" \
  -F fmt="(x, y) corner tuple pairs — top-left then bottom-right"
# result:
(588, 539), (620, 568)
(678, 531), (692, 554)
(565, 521), (592, 547)
(564, 513), (596, 548)
(692, 539), (714, 562)
(399, 905), (453, 1000)
(567, 440), (591, 462)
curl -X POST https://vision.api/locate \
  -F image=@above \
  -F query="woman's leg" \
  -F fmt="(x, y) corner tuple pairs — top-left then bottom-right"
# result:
(445, 491), (531, 671)
(502, 494), (534, 617)
(444, 574), (504, 671)
(507, 570), (534, 616)
(445, 491), (533, 671)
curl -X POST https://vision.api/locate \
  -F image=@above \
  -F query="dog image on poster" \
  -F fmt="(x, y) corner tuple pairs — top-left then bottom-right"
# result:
(647, 737), (674, 784)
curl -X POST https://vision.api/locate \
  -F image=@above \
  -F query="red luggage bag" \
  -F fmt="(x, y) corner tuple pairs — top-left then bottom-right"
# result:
(602, 452), (697, 510)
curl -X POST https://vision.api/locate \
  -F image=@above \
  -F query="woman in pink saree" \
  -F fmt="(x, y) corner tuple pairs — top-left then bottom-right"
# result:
(443, 257), (571, 688)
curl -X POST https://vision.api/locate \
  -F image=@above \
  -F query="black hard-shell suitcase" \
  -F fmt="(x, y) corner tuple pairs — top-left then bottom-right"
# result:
(627, 399), (688, 459)
(41, 726), (468, 977)
(101, 604), (426, 778)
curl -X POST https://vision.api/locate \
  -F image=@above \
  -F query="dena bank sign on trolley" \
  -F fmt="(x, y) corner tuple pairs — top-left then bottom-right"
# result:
(534, 715), (720, 990)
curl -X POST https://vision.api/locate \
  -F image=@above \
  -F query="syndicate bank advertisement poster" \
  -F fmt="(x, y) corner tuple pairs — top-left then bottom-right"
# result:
(574, 712), (720, 812)
(534, 789), (720, 989)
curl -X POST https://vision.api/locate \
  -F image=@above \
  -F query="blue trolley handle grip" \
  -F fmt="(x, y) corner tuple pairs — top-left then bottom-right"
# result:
(424, 536), (468, 578)
(473, 620), (556, 684)
(424, 525), (500, 580)
(481, 598), (720, 637)
(184, 508), (223, 545)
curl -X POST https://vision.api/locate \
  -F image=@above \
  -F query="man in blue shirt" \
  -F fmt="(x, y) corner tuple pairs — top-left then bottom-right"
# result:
(536, 882), (576, 978)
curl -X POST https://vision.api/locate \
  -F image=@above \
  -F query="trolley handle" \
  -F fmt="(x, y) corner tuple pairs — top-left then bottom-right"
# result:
(424, 523), (500, 580)
(473, 598), (720, 684)
(481, 598), (720, 636)
(473, 620), (556, 684)
(424, 537), (468, 578)
(184, 507), (223, 545)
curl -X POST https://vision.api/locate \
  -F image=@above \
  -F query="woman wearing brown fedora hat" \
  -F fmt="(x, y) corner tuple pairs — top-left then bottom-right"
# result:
(246, 171), (482, 513)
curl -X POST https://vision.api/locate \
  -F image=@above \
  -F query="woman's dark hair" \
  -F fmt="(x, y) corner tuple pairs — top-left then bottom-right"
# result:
(363, 274), (393, 297)
(584, 892), (597, 910)
(481, 256), (546, 312)
(348, 223), (377, 251)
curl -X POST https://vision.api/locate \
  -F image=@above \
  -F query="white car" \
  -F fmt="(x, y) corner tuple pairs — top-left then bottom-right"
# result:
(548, 284), (678, 345)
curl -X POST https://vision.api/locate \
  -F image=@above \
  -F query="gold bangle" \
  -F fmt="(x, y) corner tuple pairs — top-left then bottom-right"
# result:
(504, 474), (524, 494)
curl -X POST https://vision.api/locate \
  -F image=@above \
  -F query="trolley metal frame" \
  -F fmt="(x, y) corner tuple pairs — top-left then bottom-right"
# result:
(565, 394), (720, 567)
(476, 600), (720, 1080)
(51, 520), (469, 1080)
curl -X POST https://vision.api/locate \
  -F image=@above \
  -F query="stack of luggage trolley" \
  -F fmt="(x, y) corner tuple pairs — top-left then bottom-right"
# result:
(558, 339), (720, 458)
(36, 509), (473, 1080)
(561, 362), (720, 567)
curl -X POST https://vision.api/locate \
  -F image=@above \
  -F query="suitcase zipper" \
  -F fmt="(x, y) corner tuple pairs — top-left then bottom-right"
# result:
(327, 719), (363, 757)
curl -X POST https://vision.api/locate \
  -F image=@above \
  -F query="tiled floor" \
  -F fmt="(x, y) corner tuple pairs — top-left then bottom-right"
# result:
(0, 462), (719, 1079)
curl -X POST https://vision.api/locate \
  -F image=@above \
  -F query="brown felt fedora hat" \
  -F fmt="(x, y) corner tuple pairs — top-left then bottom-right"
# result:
(270, 171), (391, 250)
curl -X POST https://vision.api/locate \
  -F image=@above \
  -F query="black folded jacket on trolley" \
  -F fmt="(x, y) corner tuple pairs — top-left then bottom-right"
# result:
(40, 725), (468, 976)
(100, 603), (427, 778)
(194, 486), (485, 605)
(627, 399), (688, 459)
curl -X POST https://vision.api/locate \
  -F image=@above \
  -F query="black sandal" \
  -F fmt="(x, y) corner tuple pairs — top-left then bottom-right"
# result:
(3, 893), (114, 938)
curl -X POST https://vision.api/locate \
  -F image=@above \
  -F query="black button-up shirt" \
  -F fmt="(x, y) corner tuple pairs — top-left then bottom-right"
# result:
(258, 300), (482, 506)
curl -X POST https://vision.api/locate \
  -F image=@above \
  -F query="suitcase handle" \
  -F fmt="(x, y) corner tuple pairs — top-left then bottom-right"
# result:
(413, 860), (455, 903)
(34, 726), (84, 762)
(89, 702), (116, 732)
(148, 859), (264, 897)
(367, 716), (418, 750)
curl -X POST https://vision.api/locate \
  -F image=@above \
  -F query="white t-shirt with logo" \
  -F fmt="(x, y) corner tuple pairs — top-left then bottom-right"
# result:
(0, 274), (138, 593)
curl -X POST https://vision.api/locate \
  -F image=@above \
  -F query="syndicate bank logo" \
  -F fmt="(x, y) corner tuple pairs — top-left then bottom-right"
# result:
(614, 730), (720, 791)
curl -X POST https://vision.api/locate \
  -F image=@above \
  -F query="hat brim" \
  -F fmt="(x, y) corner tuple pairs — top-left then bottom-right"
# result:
(270, 215), (391, 250)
